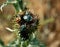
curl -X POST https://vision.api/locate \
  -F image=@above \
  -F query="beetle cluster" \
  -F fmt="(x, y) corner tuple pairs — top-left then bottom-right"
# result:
(16, 11), (39, 40)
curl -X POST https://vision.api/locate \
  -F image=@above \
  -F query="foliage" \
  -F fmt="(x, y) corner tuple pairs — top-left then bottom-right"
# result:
(0, 0), (55, 47)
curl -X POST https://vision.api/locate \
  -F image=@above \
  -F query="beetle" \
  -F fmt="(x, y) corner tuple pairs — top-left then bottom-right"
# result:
(16, 11), (39, 40)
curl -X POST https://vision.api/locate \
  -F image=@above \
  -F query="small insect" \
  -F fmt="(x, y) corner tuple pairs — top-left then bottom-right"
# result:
(16, 11), (39, 40)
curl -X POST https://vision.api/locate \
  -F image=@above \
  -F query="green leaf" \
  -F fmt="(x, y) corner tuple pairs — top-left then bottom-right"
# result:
(16, 0), (26, 11)
(13, 3), (20, 13)
(6, 0), (17, 4)
(40, 43), (46, 47)
(13, 0), (24, 12)
(7, 0), (14, 2)
(0, 39), (4, 46)
(18, 0), (24, 10)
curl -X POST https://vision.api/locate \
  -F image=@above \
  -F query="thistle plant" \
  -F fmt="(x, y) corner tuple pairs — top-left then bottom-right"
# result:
(0, 0), (54, 47)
